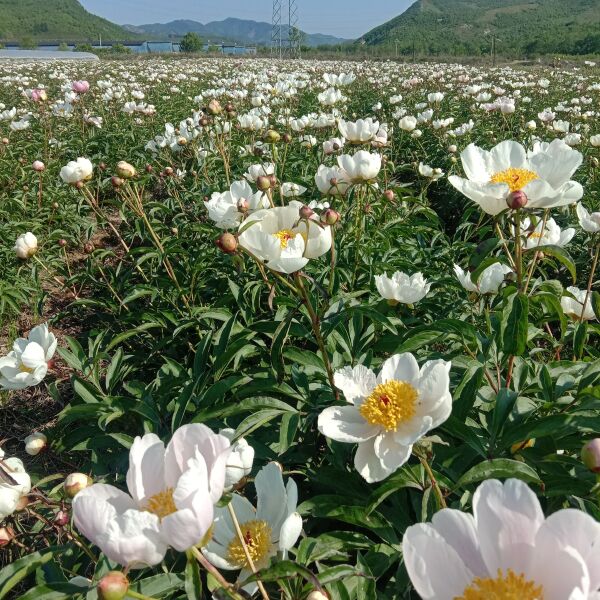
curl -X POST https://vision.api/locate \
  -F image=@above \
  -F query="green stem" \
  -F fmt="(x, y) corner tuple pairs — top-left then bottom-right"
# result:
(580, 238), (599, 322)
(418, 454), (447, 509)
(294, 272), (339, 400)
(126, 591), (160, 600)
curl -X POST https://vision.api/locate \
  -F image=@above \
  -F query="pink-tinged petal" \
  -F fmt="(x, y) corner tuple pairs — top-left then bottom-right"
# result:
(402, 522), (474, 600)
(126, 434), (165, 506)
(530, 544), (589, 600)
(353, 436), (394, 483)
(318, 405), (379, 443)
(97, 509), (166, 568)
(378, 353), (420, 386)
(535, 509), (600, 592)
(473, 479), (543, 575)
(333, 365), (376, 405)
(164, 424), (230, 489)
(72, 484), (136, 544)
(430, 510), (488, 578)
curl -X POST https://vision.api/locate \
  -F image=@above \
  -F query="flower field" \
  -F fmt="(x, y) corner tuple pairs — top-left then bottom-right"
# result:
(1, 56), (600, 599)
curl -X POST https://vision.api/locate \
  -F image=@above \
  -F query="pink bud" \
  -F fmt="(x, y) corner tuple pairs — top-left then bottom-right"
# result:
(299, 205), (314, 219)
(72, 80), (90, 94)
(98, 572), (129, 600)
(582, 439), (600, 473)
(506, 190), (528, 209)
(32, 160), (45, 172)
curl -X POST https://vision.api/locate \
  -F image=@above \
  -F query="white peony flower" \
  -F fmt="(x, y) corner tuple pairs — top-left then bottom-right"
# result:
(239, 201), (331, 274)
(418, 163), (444, 181)
(318, 353), (452, 483)
(403, 478), (600, 600)
(14, 232), (38, 259)
(315, 165), (350, 196)
(561, 286), (596, 321)
(375, 272), (431, 304)
(205, 180), (269, 229)
(448, 140), (583, 215)
(280, 182), (307, 198)
(577, 204), (600, 233)
(323, 137), (345, 155)
(244, 163), (275, 183)
(520, 217), (575, 249)
(454, 263), (512, 295)
(0, 324), (57, 390)
(399, 116), (418, 132)
(338, 118), (380, 143)
(60, 157), (93, 184)
(202, 462), (302, 588)
(337, 150), (381, 183)
(0, 456), (31, 520)
(72, 424), (230, 568)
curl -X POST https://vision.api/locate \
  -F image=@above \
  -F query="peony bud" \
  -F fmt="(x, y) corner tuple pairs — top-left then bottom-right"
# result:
(32, 160), (45, 172)
(64, 473), (92, 498)
(24, 432), (47, 456)
(98, 572), (129, 600)
(116, 161), (136, 179)
(321, 208), (340, 225)
(506, 190), (528, 209)
(282, 133), (292, 144)
(0, 527), (15, 547)
(145, 164), (153, 173)
(299, 205), (314, 219)
(225, 102), (235, 113)
(256, 175), (271, 191)
(83, 242), (95, 254)
(58, 239), (67, 247)
(448, 144), (458, 153)
(111, 176), (123, 188)
(582, 439), (600, 473)
(2, 138), (9, 145)
(207, 99), (222, 115)
(237, 198), (249, 212)
(163, 167), (174, 176)
(383, 189), (395, 202)
(54, 509), (69, 527)
(265, 130), (281, 143)
(215, 233), (238, 254)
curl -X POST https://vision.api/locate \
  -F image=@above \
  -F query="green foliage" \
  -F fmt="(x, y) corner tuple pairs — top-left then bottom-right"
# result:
(180, 31), (203, 53)
(362, 0), (600, 57)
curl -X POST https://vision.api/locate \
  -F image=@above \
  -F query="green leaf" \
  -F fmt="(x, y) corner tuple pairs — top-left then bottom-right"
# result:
(500, 291), (529, 356)
(573, 322), (588, 359)
(185, 553), (203, 600)
(18, 583), (85, 600)
(455, 459), (541, 489)
(529, 245), (576, 283)
(0, 548), (62, 599)
(592, 291), (600, 321)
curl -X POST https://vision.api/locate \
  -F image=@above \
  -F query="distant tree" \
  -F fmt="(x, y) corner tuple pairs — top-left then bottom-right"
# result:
(19, 36), (36, 49)
(180, 32), (203, 53)
(74, 43), (94, 53)
(58, 42), (69, 51)
(110, 43), (132, 54)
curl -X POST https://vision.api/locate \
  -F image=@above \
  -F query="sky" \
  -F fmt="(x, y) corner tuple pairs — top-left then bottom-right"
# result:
(79, 0), (414, 39)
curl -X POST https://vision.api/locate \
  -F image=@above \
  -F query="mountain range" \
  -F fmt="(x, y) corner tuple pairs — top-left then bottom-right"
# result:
(362, 0), (600, 56)
(123, 18), (349, 48)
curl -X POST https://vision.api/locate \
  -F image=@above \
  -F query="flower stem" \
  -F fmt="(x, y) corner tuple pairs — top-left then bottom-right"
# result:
(580, 237), (599, 322)
(189, 547), (245, 600)
(294, 272), (339, 401)
(227, 503), (271, 600)
(418, 454), (447, 509)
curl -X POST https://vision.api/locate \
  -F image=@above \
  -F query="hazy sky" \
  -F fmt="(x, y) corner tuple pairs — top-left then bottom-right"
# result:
(79, 0), (414, 38)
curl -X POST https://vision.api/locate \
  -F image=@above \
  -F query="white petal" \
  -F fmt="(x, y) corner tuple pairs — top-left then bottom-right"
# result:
(333, 365), (376, 405)
(318, 405), (379, 443)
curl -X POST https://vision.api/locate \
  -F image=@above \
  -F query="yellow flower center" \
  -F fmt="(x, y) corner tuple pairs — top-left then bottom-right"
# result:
(359, 380), (418, 431)
(227, 519), (272, 568)
(490, 168), (538, 192)
(455, 569), (544, 600)
(274, 229), (296, 249)
(19, 363), (34, 373)
(145, 488), (177, 520)
(529, 232), (543, 240)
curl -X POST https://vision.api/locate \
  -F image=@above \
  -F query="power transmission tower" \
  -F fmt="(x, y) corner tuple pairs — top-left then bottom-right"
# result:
(272, 0), (300, 58)
(271, 0), (283, 59)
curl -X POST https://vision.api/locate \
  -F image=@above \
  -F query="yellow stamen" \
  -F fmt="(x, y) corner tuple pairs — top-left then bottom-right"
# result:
(227, 519), (272, 568)
(490, 168), (538, 192)
(274, 229), (295, 249)
(145, 488), (177, 520)
(19, 364), (34, 373)
(529, 232), (543, 240)
(359, 380), (418, 431)
(455, 569), (544, 600)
